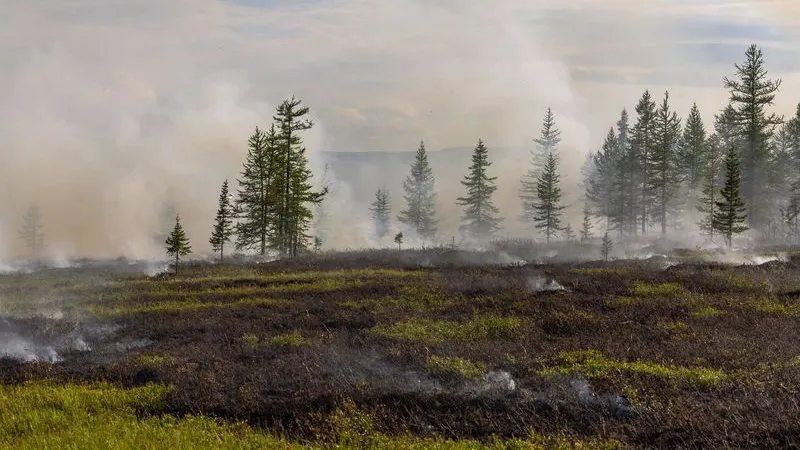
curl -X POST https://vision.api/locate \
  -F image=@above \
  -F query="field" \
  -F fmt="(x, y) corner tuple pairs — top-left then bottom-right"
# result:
(1, 247), (800, 449)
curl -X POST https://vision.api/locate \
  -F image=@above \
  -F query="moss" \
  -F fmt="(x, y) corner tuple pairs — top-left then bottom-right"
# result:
(90, 297), (292, 316)
(371, 315), (523, 345)
(426, 356), (488, 380)
(269, 331), (314, 348)
(690, 306), (727, 319)
(134, 354), (176, 367)
(537, 349), (725, 387)
(241, 333), (260, 348)
(569, 267), (631, 275)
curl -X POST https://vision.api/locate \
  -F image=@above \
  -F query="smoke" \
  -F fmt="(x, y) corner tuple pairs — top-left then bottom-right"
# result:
(2, 1), (799, 259)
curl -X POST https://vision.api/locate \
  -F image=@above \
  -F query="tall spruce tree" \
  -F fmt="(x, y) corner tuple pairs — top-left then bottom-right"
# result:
(723, 44), (783, 229)
(235, 126), (279, 255)
(632, 90), (657, 234)
(532, 108), (562, 172)
(616, 109), (640, 235)
(648, 91), (682, 234)
(18, 204), (44, 255)
(580, 201), (593, 244)
(398, 141), (438, 242)
(712, 145), (749, 248)
(456, 139), (502, 241)
(698, 134), (725, 239)
(587, 129), (620, 232)
(273, 97), (326, 257)
(677, 103), (709, 196)
(369, 187), (391, 240)
(533, 152), (565, 243)
(522, 108), (561, 223)
(165, 215), (192, 275)
(209, 179), (234, 261)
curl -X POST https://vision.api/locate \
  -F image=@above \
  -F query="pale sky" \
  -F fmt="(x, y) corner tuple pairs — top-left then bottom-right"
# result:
(0, 0), (799, 257)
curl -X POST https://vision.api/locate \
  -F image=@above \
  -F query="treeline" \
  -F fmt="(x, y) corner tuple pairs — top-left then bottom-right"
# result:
(585, 44), (798, 247)
(161, 43), (798, 267)
(366, 44), (799, 250)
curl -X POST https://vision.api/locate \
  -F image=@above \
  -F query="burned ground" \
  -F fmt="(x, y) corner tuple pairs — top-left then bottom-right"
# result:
(1, 249), (800, 448)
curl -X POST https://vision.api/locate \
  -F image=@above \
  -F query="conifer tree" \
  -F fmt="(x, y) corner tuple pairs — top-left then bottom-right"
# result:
(532, 108), (562, 172)
(601, 232), (612, 262)
(209, 179), (234, 262)
(165, 215), (192, 275)
(677, 103), (710, 195)
(235, 126), (279, 255)
(394, 232), (404, 250)
(533, 152), (565, 243)
(648, 91), (682, 234)
(723, 44), (783, 229)
(712, 146), (749, 248)
(398, 141), (438, 242)
(563, 223), (576, 242)
(456, 139), (502, 241)
(698, 135), (725, 239)
(522, 108), (561, 223)
(580, 202), (593, 244)
(616, 109), (640, 235)
(273, 97), (326, 257)
(587, 129), (622, 233)
(632, 90), (657, 234)
(369, 187), (391, 240)
(18, 204), (44, 255)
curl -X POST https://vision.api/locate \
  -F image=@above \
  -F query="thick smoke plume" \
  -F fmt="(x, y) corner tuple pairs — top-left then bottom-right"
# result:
(1, 1), (799, 259)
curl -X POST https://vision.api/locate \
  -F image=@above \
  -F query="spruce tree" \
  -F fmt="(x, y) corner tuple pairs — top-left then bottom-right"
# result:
(601, 233), (612, 262)
(398, 140), (438, 242)
(712, 146), (749, 248)
(648, 91), (682, 234)
(165, 215), (192, 275)
(632, 90), (657, 234)
(563, 223), (576, 242)
(723, 44), (783, 229)
(456, 139), (502, 241)
(209, 179), (234, 261)
(587, 129), (622, 234)
(18, 204), (44, 255)
(698, 134), (725, 239)
(235, 126), (279, 255)
(273, 97), (326, 257)
(616, 109), (640, 235)
(369, 187), (391, 240)
(522, 108), (561, 223)
(532, 108), (562, 172)
(533, 152), (565, 243)
(580, 202), (593, 244)
(677, 103), (709, 195)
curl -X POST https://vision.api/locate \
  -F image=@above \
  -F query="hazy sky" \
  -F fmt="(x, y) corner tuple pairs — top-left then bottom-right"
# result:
(1, 0), (799, 257)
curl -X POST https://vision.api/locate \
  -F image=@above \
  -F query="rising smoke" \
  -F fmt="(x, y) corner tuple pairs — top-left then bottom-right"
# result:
(1, 1), (799, 260)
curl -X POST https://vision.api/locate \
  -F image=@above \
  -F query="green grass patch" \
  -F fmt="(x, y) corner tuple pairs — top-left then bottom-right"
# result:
(342, 285), (457, 313)
(269, 330), (315, 348)
(690, 306), (727, 319)
(134, 354), (176, 367)
(90, 297), (292, 317)
(726, 295), (800, 317)
(426, 355), (488, 380)
(630, 282), (685, 297)
(537, 349), (726, 387)
(241, 333), (261, 348)
(604, 296), (640, 308)
(371, 315), (523, 345)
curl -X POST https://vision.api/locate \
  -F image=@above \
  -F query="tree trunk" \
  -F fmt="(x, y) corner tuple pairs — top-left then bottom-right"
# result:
(175, 253), (179, 275)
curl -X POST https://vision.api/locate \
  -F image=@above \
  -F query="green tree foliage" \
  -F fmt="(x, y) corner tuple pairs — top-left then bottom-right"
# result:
(165, 215), (192, 274)
(235, 126), (280, 255)
(273, 97), (327, 257)
(209, 179), (235, 262)
(723, 44), (783, 229)
(698, 134), (726, 239)
(632, 90), (657, 234)
(615, 109), (640, 235)
(369, 187), (391, 240)
(456, 139), (502, 241)
(648, 91), (682, 234)
(677, 103), (710, 196)
(398, 141), (438, 242)
(712, 146), (749, 248)
(18, 204), (44, 255)
(522, 108), (561, 223)
(533, 152), (565, 243)
(394, 232), (404, 250)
